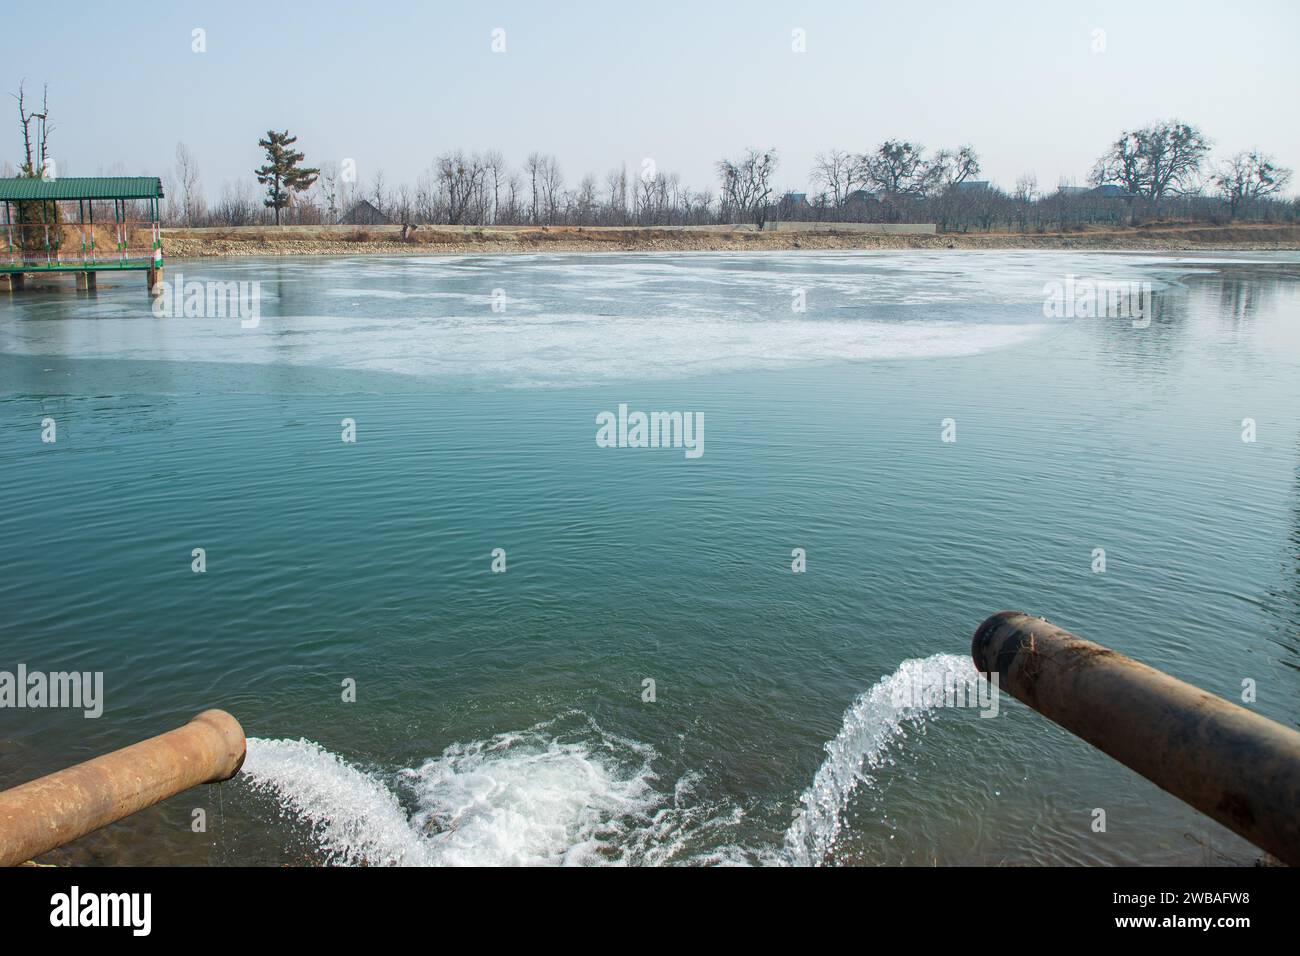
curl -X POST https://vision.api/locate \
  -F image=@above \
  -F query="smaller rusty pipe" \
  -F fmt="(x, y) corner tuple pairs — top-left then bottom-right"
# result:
(0, 709), (245, 866)
(973, 612), (1300, 866)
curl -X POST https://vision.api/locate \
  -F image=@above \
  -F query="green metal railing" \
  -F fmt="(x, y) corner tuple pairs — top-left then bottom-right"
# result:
(2, 196), (162, 273)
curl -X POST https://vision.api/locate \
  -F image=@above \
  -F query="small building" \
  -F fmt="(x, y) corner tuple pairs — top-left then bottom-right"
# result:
(951, 180), (990, 192)
(341, 199), (392, 226)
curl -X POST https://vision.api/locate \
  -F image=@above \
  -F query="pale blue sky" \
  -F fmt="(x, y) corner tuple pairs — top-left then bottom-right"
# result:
(5, 0), (1298, 199)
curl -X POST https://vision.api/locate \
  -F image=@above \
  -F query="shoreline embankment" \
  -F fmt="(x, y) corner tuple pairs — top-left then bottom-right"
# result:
(158, 222), (1300, 259)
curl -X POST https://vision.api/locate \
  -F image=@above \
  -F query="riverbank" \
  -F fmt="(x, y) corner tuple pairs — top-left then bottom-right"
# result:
(160, 221), (1300, 258)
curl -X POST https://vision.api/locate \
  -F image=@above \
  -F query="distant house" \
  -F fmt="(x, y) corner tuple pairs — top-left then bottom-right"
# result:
(1057, 185), (1092, 196)
(844, 189), (877, 204)
(341, 199), (392, 225)
(951, 180), (990, 192)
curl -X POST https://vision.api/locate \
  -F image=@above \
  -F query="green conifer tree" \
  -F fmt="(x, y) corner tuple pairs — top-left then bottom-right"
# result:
(254, 130), (319, 225)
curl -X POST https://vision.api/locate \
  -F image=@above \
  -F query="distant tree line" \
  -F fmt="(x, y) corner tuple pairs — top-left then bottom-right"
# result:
(145, 118), (1294, 231)
(5, 88), (1295, 233)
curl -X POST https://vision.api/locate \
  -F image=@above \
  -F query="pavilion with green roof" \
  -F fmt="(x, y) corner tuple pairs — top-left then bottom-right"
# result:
(0, 176), (164, 292)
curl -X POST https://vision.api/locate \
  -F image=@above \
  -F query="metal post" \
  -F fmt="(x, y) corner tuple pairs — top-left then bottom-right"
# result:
(152, 196), (162, 264)
(972, 611), (1300, 865)
(0, 709), (245, 866)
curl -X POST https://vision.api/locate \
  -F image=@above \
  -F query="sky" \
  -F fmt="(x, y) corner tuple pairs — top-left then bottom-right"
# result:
(4, 0), (1298, 202)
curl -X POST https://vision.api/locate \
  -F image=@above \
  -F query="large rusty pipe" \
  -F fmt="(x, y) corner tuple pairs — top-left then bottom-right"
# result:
(972, 611), (1300, 865)
(0, 709), (244, 866)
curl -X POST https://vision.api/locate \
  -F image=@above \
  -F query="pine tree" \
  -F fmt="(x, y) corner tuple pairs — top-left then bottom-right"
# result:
(254, 130), (319, 225)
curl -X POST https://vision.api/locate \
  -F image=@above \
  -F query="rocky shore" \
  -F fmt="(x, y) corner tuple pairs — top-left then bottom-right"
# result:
(161, 222), (1300, 259)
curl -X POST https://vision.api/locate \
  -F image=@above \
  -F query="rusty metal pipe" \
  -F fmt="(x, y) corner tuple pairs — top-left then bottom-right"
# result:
(972, 611), (1300, 865)
(0, 709), (244, 866)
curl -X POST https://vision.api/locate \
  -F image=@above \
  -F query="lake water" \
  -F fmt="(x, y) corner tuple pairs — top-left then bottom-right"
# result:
(1, 250), (1297, 866)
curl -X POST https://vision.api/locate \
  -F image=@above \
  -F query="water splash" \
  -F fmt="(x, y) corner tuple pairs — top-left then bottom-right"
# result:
(399, 717), (667, 866)
(240, 658), (980, 866)
(782, 653), (979, 866)
(240, 737), (431, 866)
(241, 712), (693, 866)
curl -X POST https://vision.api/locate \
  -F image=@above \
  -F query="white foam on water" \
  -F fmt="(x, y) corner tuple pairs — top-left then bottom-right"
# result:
(399, 721), (667, 866)
(241, 658), (981, 866)
(781, 653), (979, 866)
(244, 663), (973, 867)
(241, 713), (704, 866)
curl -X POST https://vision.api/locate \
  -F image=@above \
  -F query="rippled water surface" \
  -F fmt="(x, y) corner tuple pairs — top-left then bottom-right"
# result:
(1, 250), (1298, 865)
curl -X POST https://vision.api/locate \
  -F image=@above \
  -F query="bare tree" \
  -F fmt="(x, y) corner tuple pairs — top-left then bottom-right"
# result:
(604, 166), (628, 225)
(540, 155), (563, 223)
(337, 171), (357, 223)
(435, 150), (487, 224)
(524, 152), (543, 224)
(503, 173), (523, 224)
(12, 80), (53, 178)
(716, 148), (778, 227)
(393, 183), (414, 224)
(933, 145), (981, 188)
(576, 173), (599, 222)
(214, 179), (258, 226)
(1213, 151), (1293, 217)
(1013, 173), (1038, 231)
(482, 150), (507, 224)
(810, 149), (865, 211)
(369, 168), (389, 217)
(11, 81), (57, 255)
(687, 190), (714, 224)
(636, 168), (669, 224)
(175, 142), (205, 225)
(319, 161), (340, 224)
(1091, 120), (1210, 201)
(861, 140), (950, 198)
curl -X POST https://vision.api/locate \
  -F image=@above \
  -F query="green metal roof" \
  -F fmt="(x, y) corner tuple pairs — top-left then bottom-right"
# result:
(0, 177), (164, 201)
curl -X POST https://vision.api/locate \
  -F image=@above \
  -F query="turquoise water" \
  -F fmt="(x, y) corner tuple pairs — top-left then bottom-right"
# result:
(1, 251), (1297, 866)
